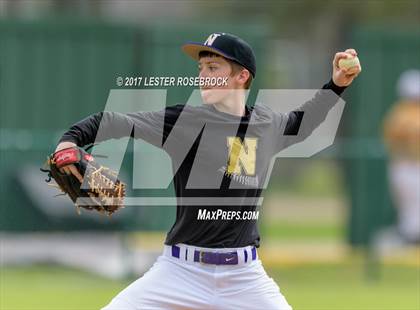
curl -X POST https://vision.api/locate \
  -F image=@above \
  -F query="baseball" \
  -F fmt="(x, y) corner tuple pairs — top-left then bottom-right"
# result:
(338, 55), (360, 70)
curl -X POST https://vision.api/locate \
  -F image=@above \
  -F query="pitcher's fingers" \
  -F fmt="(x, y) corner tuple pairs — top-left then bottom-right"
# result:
(68, 165), (84, 183)
(333, 52), (351, 68)
(345, 69), (360, 78)
(346, 72), (359, 79)
(346, 66), (360, 75)
(60, 166), (71, 175)
(344, 49), (357, 56)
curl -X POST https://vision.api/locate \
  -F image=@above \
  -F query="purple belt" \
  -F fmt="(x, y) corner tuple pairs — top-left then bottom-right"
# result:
(171, 245), (257, 265)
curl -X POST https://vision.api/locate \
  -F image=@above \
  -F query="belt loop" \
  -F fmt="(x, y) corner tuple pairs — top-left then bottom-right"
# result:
(172, 245), (180, 258)
(194, 250), (200, 262)
(187, 246), (195, 262)
(185, 248), (188, 260)
(251, 247), (257, 260)
(244, 249), (248, 263)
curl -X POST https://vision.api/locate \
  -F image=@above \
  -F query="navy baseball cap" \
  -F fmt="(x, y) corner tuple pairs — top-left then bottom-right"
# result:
(182, 33), (257, 77)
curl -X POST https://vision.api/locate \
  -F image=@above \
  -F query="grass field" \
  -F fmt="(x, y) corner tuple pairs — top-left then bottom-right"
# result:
(1, 263), (419, 310)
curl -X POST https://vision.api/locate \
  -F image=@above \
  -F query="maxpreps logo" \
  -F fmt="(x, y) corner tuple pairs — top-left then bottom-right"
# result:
(197, 209), (259, 221)
(76, 88), (346, 206)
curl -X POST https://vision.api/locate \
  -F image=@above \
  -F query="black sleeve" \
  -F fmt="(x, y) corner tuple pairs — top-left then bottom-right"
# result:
(322, 79), (347, 96)
(59, 105), (183, 148)
(275, 79), (346, 152)
(59, 112), (105, 146)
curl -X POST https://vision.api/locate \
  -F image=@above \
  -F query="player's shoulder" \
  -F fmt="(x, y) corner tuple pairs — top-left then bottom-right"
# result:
(167, 103), (196, 111)
(165, 103), (185, 112)
(166, 103), (206, 115)
(250, 103), (279, 120)
(164, 103), (188, 117)
(162, 104), (207, 122)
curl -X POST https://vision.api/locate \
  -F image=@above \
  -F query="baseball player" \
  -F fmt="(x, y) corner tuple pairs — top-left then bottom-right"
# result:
(383, 69), (420, 243)
(55, 33), (361, 309)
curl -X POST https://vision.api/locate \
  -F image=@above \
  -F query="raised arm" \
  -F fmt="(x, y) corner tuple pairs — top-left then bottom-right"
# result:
(275, 48), (361, 151)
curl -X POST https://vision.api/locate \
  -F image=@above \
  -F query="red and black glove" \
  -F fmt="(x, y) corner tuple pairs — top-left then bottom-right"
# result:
(42, 146), (125, 215)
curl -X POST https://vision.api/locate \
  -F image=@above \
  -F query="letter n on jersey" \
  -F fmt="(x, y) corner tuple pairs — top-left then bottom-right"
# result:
(226, 137), (257, 176)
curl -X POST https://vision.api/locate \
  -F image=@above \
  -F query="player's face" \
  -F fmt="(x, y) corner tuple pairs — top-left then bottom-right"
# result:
(198, 56), (242, 105)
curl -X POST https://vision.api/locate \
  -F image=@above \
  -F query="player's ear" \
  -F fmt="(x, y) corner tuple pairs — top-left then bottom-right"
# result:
(237, 69), (250, 88)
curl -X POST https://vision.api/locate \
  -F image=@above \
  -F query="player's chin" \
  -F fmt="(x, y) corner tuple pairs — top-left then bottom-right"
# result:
(200, 89), (216, 104)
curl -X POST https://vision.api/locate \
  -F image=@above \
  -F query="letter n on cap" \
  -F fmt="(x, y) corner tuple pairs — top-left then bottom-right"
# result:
(204, 33), (222, 46)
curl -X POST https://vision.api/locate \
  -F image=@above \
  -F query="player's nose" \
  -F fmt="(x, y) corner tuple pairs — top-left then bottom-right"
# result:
(199, 68), (210, 79)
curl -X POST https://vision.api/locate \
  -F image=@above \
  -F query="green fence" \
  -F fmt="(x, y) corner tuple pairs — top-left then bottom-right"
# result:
(343, 26), (420, 245)
(0, 20), (139, 231)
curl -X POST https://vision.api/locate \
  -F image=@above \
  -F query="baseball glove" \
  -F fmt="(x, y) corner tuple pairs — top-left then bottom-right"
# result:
(41, 146), (126, 216)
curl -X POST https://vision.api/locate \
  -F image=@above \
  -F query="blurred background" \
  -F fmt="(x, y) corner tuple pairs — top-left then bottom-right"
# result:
(1, 1), (419, 309)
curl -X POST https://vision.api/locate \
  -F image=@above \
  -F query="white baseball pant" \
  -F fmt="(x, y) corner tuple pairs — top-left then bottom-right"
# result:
(102, 243), (292, 310)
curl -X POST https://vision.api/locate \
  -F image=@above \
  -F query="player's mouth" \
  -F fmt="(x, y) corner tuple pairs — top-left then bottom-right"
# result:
(200, 87), (214, 94)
